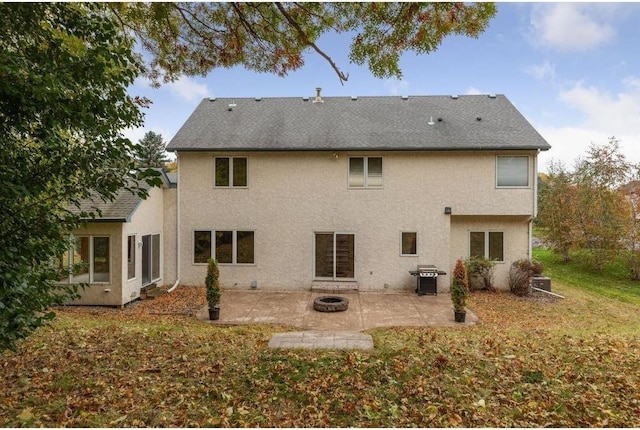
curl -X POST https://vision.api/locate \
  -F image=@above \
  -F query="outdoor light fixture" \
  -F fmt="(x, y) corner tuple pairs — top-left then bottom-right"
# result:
(444, 207), (452, 215)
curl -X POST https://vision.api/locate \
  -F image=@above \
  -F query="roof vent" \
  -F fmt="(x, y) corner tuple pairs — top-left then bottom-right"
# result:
(351, 96), (358, 101)
(209, 97), (217, 102)
(451, 95), (459, 99)
(476, 116), (482, 121)
(302, 96), (309, 102)
(313, 87), (323, 103)
(401, 95), (409, 100)
(488, 94), (497, 99)
(228, 103), (236, 111)
(255, 97), (262, 102)
(437, 117), (443, 122)
(427, 116), (435, 126)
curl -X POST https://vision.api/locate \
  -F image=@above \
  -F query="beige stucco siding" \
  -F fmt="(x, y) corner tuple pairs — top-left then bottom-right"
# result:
(123, 185), (166, 304)
(177, 150), (538, 292)
(162, 187), (178, 286)
(450, 215), (532, 289)
(67, 223), (123, 306)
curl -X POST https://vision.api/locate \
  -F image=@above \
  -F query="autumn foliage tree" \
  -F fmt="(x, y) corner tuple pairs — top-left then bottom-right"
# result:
(538, 161), (579, 262)
(109, 2), (497, 85)
(538, 138), (636, 273)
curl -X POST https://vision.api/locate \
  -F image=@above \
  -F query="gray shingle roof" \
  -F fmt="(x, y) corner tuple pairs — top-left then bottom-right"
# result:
(72, 187), (147, 222)
(167, 94), (550, 152)
(70, 169), (175, 222)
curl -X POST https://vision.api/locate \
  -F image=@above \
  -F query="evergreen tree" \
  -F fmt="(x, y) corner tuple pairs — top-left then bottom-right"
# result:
(136, 131), (168, 168)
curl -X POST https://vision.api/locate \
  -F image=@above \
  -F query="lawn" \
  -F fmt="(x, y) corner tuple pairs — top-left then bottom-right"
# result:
(1, 265), (640, 427)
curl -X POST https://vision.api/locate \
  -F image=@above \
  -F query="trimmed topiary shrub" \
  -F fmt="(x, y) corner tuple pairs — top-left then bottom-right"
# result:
(205, 258), (221, 309)
(451, 258), (469, 313)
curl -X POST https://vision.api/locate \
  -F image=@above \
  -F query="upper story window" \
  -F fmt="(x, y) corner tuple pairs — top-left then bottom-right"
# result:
(349, 156), (383, 188)
(496, 155), (529, 187)
(215, 157), (247, 187)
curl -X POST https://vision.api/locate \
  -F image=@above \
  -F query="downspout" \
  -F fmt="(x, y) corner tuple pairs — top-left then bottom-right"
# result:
(529, 150), (540, 259)
(167, 152), (181, 293)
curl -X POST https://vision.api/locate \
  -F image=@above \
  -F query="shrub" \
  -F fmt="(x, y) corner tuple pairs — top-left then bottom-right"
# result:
(509, 258), (544, 297)
(205, 258), (221, 309)
(451, 259), (469, 312)
(464, 256), (497, 291)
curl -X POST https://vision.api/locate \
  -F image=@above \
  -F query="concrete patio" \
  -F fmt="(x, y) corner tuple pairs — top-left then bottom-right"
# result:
(195, 290), (478, 331)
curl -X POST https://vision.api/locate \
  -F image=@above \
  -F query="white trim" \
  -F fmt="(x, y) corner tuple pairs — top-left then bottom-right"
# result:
(400, 231), (418, 257)
(192, 229), (256, 266)
(468, 230), (505, 262)
(213, 156), (249, 188)
(348, 156), (384, 189)
(313, 231), (357, 281)
(126, 234), (136, 281)
(495, 155), (530, 188)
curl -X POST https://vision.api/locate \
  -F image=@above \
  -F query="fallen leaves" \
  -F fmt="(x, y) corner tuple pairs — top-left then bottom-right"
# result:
(1, 285), (640, 427)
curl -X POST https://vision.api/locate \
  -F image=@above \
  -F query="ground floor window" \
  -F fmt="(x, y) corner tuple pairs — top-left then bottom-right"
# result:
(401, 232), (417, 256)
(127, 235), (136, 280)
(314, 232), (355, 280)
(142, 233), (161, 286)
(469, 231), (504, 261)
(58, 236), (110, 284)
(193, 230), (255, 265)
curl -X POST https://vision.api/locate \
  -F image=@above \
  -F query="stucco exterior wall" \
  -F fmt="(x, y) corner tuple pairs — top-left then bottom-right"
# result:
(450, 215), (532, 289)
(123, 185), (166, 304)
(177, 150), (538, 292)
(162, 187), (178, 286)
(67, 223), (123, 306)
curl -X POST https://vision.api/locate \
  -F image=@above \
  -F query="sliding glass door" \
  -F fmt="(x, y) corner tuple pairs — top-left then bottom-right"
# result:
(314, 232), (355, 280)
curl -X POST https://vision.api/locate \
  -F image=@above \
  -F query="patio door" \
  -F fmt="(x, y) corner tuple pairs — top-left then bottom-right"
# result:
(314, 232), (355, 280)
(141, 233), (161, 286)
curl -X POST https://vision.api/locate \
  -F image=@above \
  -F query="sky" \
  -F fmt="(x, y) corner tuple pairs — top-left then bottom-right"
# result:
(125, 2), (640, 172)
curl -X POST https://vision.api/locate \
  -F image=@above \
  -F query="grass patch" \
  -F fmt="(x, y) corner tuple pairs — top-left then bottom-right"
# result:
(1, 277), (640, 427)
(534, 248), (640, 306)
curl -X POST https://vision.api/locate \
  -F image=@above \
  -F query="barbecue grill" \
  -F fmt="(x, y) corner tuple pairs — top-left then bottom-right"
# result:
(409, 265), (447, 296)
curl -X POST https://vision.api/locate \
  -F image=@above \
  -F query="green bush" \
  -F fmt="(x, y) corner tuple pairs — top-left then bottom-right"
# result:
(464, 256), (497, 291)
(509, 258), (544, 297)
(205, 258), (221, 309)
(451, 259), (469, 312)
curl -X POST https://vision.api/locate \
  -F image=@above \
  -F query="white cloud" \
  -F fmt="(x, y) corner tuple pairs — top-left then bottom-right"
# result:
(529, 3), (615, 52)
(537, 78), (640, 171)
(166, 76), (210, 102)
(384, 78), (409, 96)
(558, 80), (640, 136)
(525, 60), (556, 81)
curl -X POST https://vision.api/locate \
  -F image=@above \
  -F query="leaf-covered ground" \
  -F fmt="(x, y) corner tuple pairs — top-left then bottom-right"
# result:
(1, 283), (639, 427)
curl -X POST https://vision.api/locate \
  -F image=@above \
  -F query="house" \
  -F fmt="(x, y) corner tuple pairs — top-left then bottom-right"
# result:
(165, 91), (551, 293)
(61, 171), (178, 306)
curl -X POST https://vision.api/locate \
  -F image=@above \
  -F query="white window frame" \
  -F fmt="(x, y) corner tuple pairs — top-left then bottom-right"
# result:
(142, 233), (162, 286)
(313, 231), (357, 281)
(214, 156), (249, 188)
(468, 230), (504, 262)
(193, 230), (255, 265)
(496, 155), (530, 188)
(400, 231), (418, 257)
(60, 235), (111, 284)
(127, 234), (136, 281)
(348, 156), (383, 189)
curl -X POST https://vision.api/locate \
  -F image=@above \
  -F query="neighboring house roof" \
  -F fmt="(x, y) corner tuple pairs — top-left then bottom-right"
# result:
(167, 94), (551, 152)
(70, 169), (174, 222)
